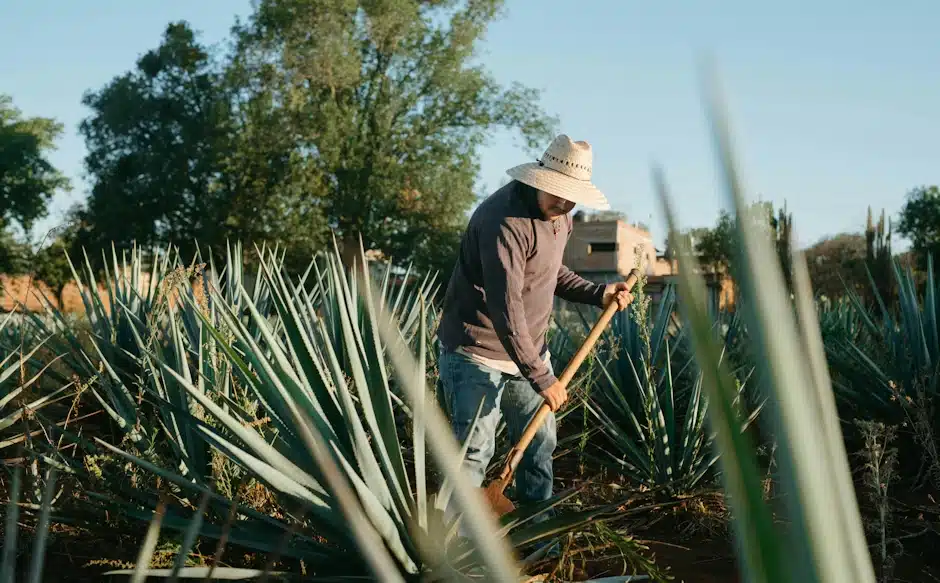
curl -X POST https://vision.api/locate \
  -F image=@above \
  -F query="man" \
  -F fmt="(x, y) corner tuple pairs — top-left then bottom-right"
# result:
(436, 134), (635, 515)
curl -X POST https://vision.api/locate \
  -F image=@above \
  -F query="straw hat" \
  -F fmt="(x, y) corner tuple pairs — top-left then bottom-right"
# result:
(506, 134), (610, 210)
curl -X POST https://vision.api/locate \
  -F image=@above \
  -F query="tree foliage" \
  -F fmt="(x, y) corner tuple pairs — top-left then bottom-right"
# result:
(781, 207), (893, 304)
(694, 210), (735, 273)
(34, 206), (85, 307)
(0, 228), (32, 275)
(897, 185), (940, 269)
(683, 201), (792, 290)
(804, 233), (869, 300)
(227, 0), (555, 272)
(0, 95), (70, 274)
(77, 2), (557, 277)
(0, 95), (71, 234)
(78, 22), (236, 265)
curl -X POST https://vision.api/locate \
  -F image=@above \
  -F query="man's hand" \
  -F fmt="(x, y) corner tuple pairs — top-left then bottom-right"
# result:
(539, 382), (568, 412)
(603, 281), (635, 311)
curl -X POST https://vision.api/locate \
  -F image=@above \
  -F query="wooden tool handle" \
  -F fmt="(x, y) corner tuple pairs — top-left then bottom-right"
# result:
(498, 268), (642, 480)
(557, 268), (641, 387)
(504, 405), (553, 475)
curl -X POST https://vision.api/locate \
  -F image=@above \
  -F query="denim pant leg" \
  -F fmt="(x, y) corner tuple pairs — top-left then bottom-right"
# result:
(501, 372), (557, 510)
(437, 349), (505, 491)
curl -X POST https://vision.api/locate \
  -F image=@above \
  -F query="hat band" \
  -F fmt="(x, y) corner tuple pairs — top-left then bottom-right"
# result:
(538, 155), (592, 181)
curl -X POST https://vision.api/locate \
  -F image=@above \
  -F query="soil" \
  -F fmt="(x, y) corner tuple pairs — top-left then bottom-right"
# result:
(7, 460), (940, 582)
(4, 399), (940, 582)
(12, 501), (743, 583)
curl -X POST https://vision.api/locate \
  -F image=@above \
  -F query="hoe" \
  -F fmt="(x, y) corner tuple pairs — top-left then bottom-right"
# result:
(482, 268), (642, 516)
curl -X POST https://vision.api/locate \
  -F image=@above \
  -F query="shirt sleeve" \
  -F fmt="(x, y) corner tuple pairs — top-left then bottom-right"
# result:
(556, 264), (606, 306)
(478, 218), (557, 392)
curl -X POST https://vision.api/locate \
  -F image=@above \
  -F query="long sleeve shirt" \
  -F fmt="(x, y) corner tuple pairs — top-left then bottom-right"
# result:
(436, 182), (606, 392)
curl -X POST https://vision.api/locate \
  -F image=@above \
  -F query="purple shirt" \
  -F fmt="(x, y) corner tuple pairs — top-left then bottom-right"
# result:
(437, 182), (606, 392)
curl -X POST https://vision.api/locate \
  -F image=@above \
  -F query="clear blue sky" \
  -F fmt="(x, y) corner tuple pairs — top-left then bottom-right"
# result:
(3, 1), (938, 251)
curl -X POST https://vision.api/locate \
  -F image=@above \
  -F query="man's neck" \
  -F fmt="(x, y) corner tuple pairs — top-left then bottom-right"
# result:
(521, 187), (557, 221)
(514, 185), (538, 219)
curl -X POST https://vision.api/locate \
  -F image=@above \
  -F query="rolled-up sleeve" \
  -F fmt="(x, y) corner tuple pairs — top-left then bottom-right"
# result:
(479, 219), (557, 392)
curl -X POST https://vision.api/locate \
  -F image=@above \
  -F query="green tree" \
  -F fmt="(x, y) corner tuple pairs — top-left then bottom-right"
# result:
(691, 201), (788, 281)
(0, 95), (71, 234)
(804, 232), (868, 300)
(695, 210), (734, 273)
(79, 4), (555, 277)
(78, 22), (236, 266)
(33, 207), (85, 308)
(0, 228), (31, 274)
(0, 95), (71, 273)
(227, 0), (557, 274)
(897, 185), (940, 269)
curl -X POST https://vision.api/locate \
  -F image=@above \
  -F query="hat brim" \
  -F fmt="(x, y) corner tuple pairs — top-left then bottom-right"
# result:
(506, 163), (610, 211)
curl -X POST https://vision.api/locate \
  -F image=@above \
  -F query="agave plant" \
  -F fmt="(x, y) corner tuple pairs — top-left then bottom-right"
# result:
(823, 259), (937, 420)
(14, 237), (444, 481)
(816, 295), (864, 344)
(13, 238), (435, 447)
(650, 67), (875, 582)
(27, 237), (442, 476)
(0, 312), (75, 453)
(36, 244), (623, 582)
(582, 276), (757, 496)
(8, 244), (189, 449)
(822, 255), (940, 487)
(306, 245), (442, 410)
(1, 464), (59, 583)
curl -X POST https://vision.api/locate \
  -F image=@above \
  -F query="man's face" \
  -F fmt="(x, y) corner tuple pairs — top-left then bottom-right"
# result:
(537, 190), (576, 218)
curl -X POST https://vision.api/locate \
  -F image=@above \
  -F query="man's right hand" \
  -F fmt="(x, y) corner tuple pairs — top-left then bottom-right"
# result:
(539, 382), (568, 412)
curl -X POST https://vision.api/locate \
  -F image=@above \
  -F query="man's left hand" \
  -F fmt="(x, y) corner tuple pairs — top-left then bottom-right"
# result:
(603, 281), (635, 311)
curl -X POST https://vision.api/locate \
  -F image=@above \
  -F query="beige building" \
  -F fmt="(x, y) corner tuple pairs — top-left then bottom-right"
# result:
(563, 214), (667, 277)
(562, 214), (735, 311)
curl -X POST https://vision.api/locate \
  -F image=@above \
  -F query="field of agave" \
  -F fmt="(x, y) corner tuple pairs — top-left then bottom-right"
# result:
(2, 84), (938, 583)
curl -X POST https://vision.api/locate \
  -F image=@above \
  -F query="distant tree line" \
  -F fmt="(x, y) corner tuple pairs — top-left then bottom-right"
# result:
(2, 0), (939, 306)
(2, 0), (558, 286)
(665, 195), (926, 308)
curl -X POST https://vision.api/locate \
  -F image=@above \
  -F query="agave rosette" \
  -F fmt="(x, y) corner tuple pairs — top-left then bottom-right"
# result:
(584, 283), (757, 495)
(0, 312), (74, 452)
(825, 257), (940, 427)
(49, 245), (619, 581)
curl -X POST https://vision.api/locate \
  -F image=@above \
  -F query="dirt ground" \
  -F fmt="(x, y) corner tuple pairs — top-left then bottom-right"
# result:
(4, 403), (940, 582)
(7, 467), (940, 582)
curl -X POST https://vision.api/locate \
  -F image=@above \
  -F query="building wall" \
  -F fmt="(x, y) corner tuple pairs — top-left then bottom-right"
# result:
(563, 221), (620, 273)
(1, 275), (104, 313)
(617, 222), (657, 275)
(561, 217), (738, 313)
(564, 219), (658, 276)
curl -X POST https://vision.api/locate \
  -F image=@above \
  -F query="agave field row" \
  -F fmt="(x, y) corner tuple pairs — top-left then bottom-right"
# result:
(1, 86), (936, 583)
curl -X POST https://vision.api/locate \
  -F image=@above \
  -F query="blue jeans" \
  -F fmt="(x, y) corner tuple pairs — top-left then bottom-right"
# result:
(436, 347), (557, 513)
